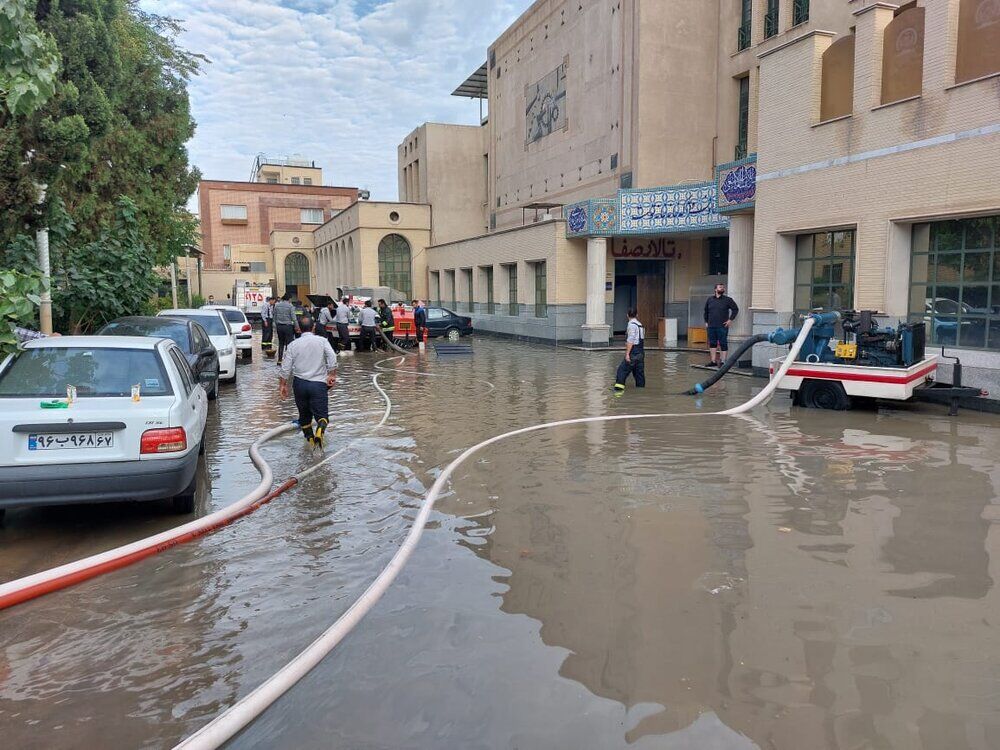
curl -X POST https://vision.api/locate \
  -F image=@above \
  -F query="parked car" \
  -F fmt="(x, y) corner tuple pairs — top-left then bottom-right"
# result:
(0, 336), (208, 518)
(97, 316), (221, 400)
(157, 308), (237, 384)
(202, 304), (253, 360)
(425, 307), (474, 340)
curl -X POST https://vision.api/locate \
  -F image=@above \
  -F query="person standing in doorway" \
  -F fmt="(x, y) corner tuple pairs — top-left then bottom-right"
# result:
(273, 293), (300, 365)
(334, 297), (352, 351)
(412, 299), (426, 343)
(260, 296), (275, 355)
(279, 316), (337, 449)
(358, 299), (379, 352)
(704, 283), (739, 367)
(614, 308), (645, 392)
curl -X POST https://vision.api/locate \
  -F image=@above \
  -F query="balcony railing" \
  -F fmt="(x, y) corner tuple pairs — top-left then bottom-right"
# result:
(737, 21), (751, 51)
(793, 0), (810, 26)
(764, 8), (779, 39)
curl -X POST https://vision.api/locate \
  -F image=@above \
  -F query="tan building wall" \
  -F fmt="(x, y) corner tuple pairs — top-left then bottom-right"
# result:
(255, 163), (323, 186)
(198, 180), (357, 270)
(314, 201), (432, 299)
(399, 123), (488, 244)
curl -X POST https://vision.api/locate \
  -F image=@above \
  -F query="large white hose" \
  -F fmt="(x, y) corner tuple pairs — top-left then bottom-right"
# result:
(173, 317), (817, 749)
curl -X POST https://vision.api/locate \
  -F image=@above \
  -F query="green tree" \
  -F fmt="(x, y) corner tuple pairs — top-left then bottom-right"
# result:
(0, 0), (60, 116)
(0, 0), (204, 330)
(0, 269), (43, 357)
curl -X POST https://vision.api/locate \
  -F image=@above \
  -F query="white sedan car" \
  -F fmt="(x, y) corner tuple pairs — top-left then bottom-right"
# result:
(158, 308), (238, 384)
(203, 304), (253, 360)
(0, 336), (208, 518)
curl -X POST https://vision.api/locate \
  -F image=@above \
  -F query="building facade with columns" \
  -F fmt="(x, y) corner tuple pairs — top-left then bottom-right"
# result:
(416, 0), (1000, 382)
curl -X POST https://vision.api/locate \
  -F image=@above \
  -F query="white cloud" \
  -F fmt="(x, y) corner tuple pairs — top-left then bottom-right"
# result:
(142, 0), (530, 206)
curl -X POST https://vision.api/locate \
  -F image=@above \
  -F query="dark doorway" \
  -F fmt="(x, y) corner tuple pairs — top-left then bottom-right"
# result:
(614, 260), (666, 334)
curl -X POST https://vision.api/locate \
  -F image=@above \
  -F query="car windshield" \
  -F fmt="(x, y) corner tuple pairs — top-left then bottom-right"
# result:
(218, 310), (246, 323)
(0, 347), (172, 398)
(99, 321), (191, 352)
(171, 314), (228, 336)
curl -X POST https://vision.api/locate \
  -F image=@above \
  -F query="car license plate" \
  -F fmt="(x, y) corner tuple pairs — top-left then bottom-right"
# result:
(28, 432), (114, 451)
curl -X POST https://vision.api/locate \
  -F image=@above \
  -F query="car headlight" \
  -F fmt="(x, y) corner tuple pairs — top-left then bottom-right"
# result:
(219, 348), (234, 356)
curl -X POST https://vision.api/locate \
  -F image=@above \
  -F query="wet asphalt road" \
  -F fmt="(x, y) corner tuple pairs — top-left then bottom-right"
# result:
(1, 338), (1000, 749)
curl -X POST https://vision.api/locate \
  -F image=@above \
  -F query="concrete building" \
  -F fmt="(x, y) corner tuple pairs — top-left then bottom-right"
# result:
(196, 162), (358, 302)
(250, 154), (324, 186)
(410, 0), (1000, 388)
(313, 200), (432, 300)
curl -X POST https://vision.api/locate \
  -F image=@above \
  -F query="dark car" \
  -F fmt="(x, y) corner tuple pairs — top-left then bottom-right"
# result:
(97, 316), (221, 400)
(425, 307), (474, 340)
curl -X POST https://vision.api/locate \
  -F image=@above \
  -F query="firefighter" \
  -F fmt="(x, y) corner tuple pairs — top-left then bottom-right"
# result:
(614, 308), (646, 392)
(377, 298), (394, 348)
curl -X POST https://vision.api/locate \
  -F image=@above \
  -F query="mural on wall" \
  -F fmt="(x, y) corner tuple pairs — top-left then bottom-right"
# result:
(715, 154), (757, 213)
(618, 183), (729, 234)
(526, 63), (567, 144)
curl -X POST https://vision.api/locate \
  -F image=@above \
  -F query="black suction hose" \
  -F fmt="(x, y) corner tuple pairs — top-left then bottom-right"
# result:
(683, 333), (769, 395)
(379, 327), (414, 356)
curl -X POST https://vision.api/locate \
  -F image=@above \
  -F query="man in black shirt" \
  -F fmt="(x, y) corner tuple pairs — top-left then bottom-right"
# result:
(704, 283), (739, 367)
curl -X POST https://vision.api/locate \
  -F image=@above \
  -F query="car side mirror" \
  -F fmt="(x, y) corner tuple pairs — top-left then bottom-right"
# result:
(198, 370), (215, 383)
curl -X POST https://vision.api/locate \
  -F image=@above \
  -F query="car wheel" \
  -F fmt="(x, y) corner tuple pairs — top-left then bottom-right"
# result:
(172, 471), (198, 514)
(0, 508), (6, 525)
(243, 348), (253, 362)
(226, 366), (237, 385)
(446, 327), (461, 342)
(207, 372), (219, 400)
(800, 379), (851, 410)
(199, 436), (207, 456)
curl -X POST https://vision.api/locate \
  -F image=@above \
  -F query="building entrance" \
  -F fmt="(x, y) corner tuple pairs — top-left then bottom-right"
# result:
(613, 260), (666, 334)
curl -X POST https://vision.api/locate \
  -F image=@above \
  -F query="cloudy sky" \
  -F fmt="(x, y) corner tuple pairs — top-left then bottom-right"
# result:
(146, 0), (532, 206)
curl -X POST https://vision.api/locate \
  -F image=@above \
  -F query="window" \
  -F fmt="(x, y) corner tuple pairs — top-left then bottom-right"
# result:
(820, 34), (855, 121)
(738, 0), (752, 50)
(284, 252), (310, 287)
(483, 266), (495, 314)
(265, 176), (278, 184)
(446, 269), (457, 310)
(794, 230), (856, 313)
(0, 348), (172, 398)
(736, 76), (750, 160)
(910, 215), (1000, 350)
(168, 348), (194, 396)
(220, 204), (247, 221)
(301, 208), (325, 225)
(793, 0), (810, 26)
(377, 234), (412, 298)
(764, 0), (779, 39)
(222, 244), (232, 261)
(427, 308), (445, 321)
(291, 177), (301, 185)
(303, 178), (313, 186)
(430, 271), (440, 306)
(881, 6), (925, 105)
(956, 0), (1000, 84)
(709, 237), (730, 276)
(249, 261), (267, 273)
(534, 262), (547, 318)
(507, 264), (518, 316)
(466, 269), (474, 313)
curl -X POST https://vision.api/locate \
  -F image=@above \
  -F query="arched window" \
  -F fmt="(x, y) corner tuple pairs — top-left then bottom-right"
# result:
(881, 6), (924, 104)
(378, 234), (412, 298)
(957, 0), (1000, 84)
(820, 34), (855, 121)
(284, 252), (310, 286)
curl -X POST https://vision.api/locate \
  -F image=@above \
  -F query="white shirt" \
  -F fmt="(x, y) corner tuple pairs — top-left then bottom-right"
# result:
(318, 307), (335, 327)
(334, 303), (351, 324)
(280, 332), (338, 383)
(626, 319), (645, 345)
(358, 307), (379, 327)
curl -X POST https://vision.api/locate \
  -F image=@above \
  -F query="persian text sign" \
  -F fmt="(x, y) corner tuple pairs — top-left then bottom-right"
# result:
(618, 183), (729, 234)
(715, 154), (757, 213)
(612, 238), (679, 259)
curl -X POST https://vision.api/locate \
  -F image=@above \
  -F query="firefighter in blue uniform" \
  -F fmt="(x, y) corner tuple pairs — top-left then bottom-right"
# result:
(614, 308), (645, 392)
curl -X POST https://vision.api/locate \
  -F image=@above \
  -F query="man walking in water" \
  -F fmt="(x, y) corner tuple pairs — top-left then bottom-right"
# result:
(279, 316), (337, 449)
(704, 283), (739, 367)
(614, 308), (645, 392)
(273, 293), (299, 365)
(358, 299), (379, 352)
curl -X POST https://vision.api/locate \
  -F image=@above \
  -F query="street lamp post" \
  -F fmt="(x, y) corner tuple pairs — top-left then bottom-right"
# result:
(35, 183), (53, 335)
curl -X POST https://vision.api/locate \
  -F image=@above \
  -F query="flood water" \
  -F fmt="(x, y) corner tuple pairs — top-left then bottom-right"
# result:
(1, 338), (1000, 749)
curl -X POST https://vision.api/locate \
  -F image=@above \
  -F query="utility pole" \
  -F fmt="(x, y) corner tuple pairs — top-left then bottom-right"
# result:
(35, 183), (53, 335)
(169, 259), (179, 309)
(185, 254), (193, 306)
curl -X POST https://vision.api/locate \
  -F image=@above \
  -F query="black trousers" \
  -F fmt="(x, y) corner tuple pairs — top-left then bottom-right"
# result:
(276, 324), (296, 361)
(261, 319), (273, 346)
(360, 326), (378, 352)
(292, 377), (329, 431)
(336, 323), (351, 350)
(615, 352), (646, 388)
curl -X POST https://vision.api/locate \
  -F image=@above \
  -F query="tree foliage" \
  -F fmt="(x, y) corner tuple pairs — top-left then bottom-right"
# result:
(0, 0), (60, 117)
(0, 268), (42, 357)
(0, 0), (204, 331)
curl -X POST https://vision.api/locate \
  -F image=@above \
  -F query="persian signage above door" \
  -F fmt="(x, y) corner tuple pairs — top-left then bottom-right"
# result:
(618, 182), (729, 235)
(715, 154), (757, 214)
(612, 238), (680, 260)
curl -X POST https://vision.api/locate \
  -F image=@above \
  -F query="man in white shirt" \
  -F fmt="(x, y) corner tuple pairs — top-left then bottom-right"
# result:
(317, 301), (336, 348)
(334, 297), (352, 351)
(279, 316), (338, 448)
(614, 308), (646, 392)
(357, 299), (380, 352)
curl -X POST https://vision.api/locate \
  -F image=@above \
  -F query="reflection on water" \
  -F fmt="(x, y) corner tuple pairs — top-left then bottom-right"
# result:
(1, 339), (999, 749)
